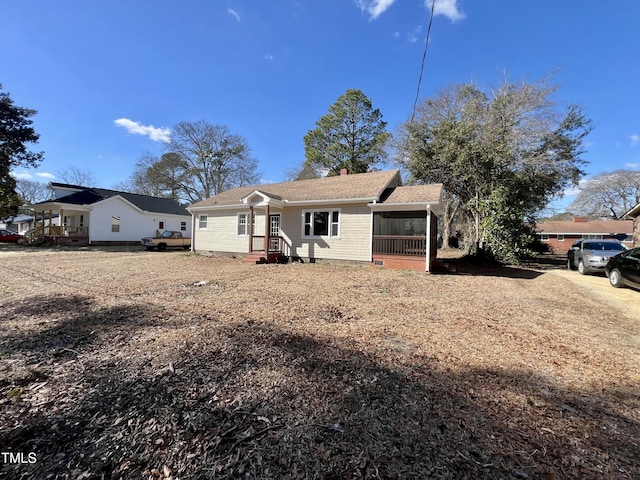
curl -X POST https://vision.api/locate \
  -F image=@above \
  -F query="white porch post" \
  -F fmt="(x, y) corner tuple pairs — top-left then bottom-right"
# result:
(264, 204), (270, 252)
(248, 205), (254, 253)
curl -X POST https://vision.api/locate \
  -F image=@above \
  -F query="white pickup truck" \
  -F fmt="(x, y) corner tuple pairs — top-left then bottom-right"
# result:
(141, 231), (191, 251)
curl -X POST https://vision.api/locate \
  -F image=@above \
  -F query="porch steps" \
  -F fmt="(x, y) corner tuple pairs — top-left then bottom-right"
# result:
(244, 251), (283, 264)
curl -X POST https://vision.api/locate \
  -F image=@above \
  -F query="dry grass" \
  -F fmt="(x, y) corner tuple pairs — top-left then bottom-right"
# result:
(0, 247), (638, 479)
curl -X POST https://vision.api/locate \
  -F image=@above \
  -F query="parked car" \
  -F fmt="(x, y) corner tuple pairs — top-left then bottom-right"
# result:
(0, 229), (21, 243)
(567, 239), (628, 275)
(141, 231), (191, 251)
(605, 247), (640, 289)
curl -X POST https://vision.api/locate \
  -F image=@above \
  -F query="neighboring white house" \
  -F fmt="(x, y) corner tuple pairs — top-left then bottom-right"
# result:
(0, 214), (56, 235)
(26, 183), (191, 246)
(187, 169), (444, 272)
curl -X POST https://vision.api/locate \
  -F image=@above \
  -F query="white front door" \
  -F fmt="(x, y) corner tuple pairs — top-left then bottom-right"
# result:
(270, 214), (280, 237)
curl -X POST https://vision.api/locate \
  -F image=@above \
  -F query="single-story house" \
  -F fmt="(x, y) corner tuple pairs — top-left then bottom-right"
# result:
(187, 169), (444, 272)
(26, 183), (191, 246)
(623, 202), (640, 247)
(0, 214), (50, 235)
(536, 217), (634, 253)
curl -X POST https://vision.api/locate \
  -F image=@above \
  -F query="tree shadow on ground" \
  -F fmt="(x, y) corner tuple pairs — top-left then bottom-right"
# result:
(2, 317), (638, 479)
(438, 253), (570, 279)
(0, 294), (160, 357)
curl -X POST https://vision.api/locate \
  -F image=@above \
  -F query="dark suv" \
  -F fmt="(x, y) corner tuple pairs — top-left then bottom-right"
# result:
(567, 239), (627, 275)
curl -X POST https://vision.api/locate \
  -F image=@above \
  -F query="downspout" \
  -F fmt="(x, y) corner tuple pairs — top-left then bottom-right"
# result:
(369, 202), (375, 263)
(191, 211), (196, 252)
(426, 205), (432, 272)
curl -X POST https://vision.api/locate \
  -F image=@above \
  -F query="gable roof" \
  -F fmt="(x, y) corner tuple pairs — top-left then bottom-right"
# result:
(189, 170), (403, 209)
(33, 184), (189, 216)
(625, 202), (640, 219)
(383, 184), (443, 204)
(536, 219), (633, 235)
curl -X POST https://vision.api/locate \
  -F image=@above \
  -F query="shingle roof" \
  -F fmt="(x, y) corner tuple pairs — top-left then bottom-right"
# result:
(536, 219), (633, 234)
(383, 184), (443, 204)
(190, 170), (403, 208)
(34, 185), (189, 216)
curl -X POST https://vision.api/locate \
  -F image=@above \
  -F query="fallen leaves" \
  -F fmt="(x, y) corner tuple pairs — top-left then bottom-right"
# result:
(0, 249), (638, 479)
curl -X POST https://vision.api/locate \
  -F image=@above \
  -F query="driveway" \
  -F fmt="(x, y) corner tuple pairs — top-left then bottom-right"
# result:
(548, 268), (640, 320)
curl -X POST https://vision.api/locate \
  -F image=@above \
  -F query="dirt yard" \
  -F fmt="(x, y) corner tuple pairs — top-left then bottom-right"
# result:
(0, 247), (638, 479)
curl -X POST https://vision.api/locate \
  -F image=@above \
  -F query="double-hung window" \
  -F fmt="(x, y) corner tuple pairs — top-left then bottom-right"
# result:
(237, 213), (255, 236)
(198, 215), (208, 229)
(303, 210), (340, 238)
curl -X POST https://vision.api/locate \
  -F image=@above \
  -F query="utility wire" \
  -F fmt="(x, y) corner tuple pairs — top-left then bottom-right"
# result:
(410, 0), (436, 125)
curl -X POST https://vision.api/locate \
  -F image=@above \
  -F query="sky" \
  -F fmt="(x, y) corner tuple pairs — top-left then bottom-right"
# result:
(3, 0), (640, 209)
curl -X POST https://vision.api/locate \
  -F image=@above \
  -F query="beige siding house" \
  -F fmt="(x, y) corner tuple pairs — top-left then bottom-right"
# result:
(188, 170), (444, 272)
(624, 202), (640, 247)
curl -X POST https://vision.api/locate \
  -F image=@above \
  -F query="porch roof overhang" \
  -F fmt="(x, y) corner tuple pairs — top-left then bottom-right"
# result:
(26, 201), (93, 212)
(241, 190), (286, 208)
(368, 201), (441, 213)
(624, 202), (640, 219)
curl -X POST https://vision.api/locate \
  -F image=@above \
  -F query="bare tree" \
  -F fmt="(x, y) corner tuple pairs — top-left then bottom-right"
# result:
(16, 179), (51, 204)
(56, 166), (97, 186)
(284, 161), (321, 181)
(167, 120), (260, 201)
(569, 169), (640, 219)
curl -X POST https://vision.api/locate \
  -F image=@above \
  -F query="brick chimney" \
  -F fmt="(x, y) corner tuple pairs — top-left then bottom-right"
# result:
(573, 216), (587, 222)
(340, 168), (348, 176)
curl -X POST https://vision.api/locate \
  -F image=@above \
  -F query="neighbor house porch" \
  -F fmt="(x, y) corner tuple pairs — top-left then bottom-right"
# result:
(23, 207), (90, 246)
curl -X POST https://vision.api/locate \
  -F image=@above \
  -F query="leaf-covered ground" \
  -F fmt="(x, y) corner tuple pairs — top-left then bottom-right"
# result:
(0, 248), (638, 479)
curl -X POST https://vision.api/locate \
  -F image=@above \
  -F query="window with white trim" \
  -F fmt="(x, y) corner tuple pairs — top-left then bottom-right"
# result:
(303, 210), (340, 238)
(540, 234), (549, 241)
(237, 213), (255, 236)
(180, 221), (186, 231)
(198, 215), (208, 229)
(557, 234), (564, 241)
(111, 216), (120, 233)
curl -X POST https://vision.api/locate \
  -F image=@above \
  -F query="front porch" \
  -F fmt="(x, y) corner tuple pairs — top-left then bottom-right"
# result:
(24, 224), (90, 246)
(244, 235), (285, 264)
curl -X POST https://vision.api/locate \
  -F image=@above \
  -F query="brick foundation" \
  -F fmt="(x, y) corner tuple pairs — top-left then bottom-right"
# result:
(371, 254), (427, 272)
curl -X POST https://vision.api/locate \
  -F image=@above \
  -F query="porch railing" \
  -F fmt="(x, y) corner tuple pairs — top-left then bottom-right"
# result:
(47, 226), (89, 237)
(24, 225), (89, 244)
(251, 236), (283, 253)
(372, 235), (426, 256)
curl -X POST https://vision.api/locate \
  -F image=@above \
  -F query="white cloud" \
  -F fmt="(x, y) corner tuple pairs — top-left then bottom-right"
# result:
(228, 8), (241, 21)
(10, 171), (56, 180)
(357, 0), (464, 23)
(36, 172), (56, 179)
(264, 54), (274, 61)
(625, 162), (640, 169)
(630, 133), (639, 146)
(10, 171), (32, 180)
(408, 25), (423, 43)
(114, 118), (171, 143)
(430, 0), (465, 22)
(355, 0), (397, 20)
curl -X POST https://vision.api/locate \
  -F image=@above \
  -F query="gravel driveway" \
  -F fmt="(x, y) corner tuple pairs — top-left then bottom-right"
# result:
(548, 268), (640, 321)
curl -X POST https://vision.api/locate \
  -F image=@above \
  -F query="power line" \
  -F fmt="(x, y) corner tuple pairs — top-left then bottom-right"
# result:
(410, 0), (436, 125)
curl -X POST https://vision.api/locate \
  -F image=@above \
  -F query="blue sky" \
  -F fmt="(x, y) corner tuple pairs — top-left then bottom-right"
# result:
(3, 0), (639, 208)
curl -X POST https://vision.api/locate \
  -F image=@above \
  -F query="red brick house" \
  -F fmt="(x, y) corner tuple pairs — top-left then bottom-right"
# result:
(535, 217), (633, 253)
